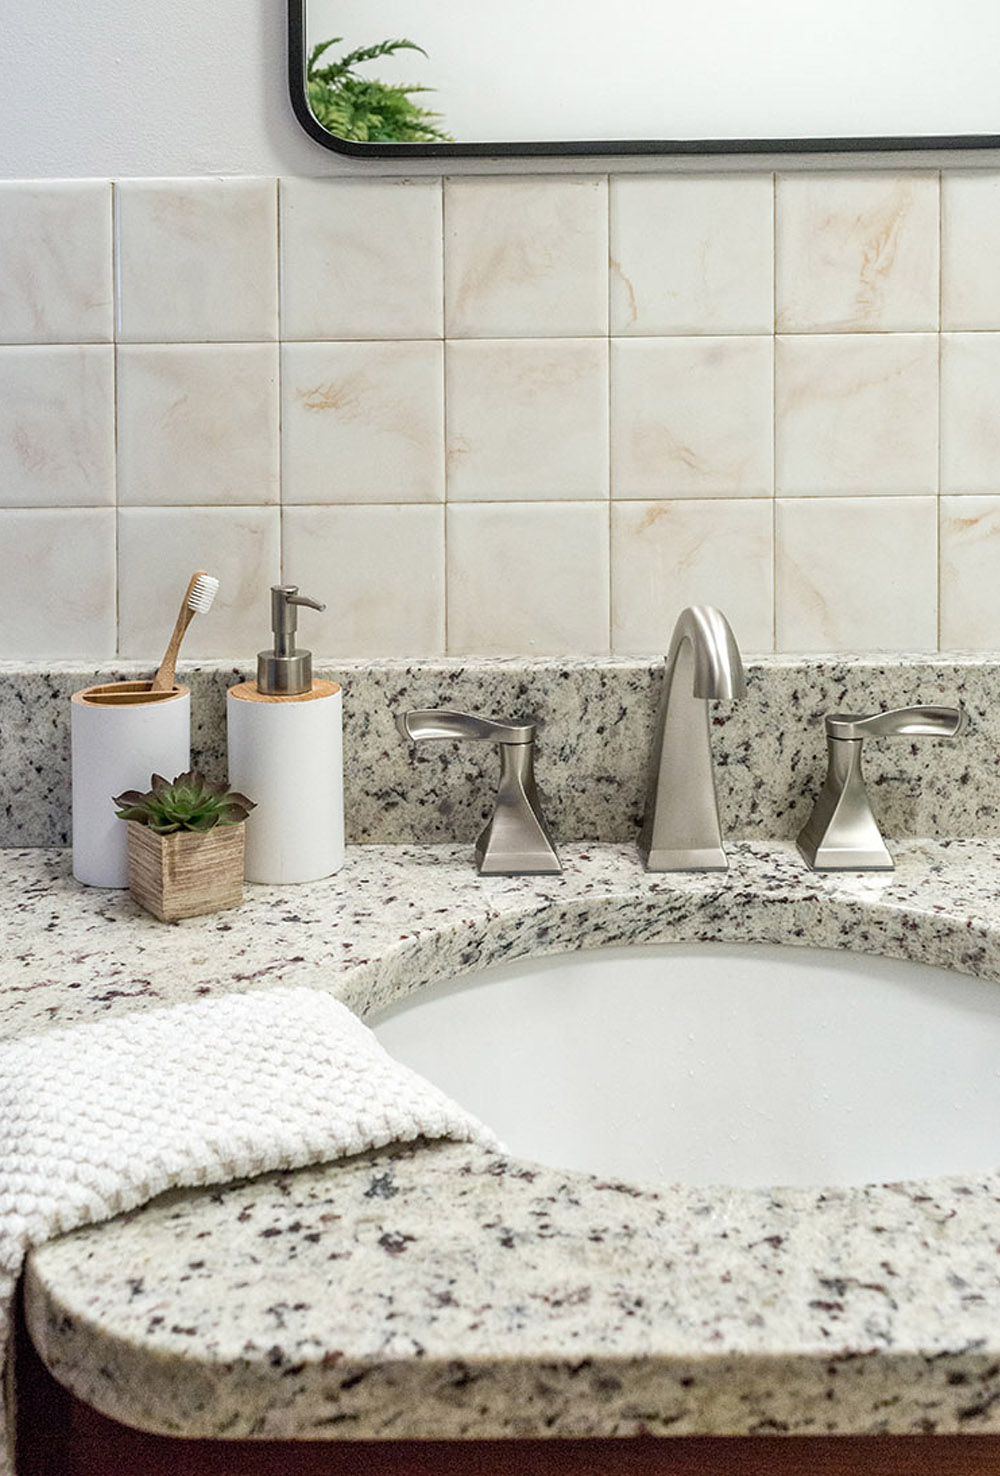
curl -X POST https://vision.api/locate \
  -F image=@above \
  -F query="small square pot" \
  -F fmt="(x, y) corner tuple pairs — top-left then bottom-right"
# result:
(126, 821), (245, 922)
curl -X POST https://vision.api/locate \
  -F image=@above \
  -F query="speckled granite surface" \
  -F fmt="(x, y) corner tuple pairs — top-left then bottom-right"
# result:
(11, 837), (1000, 1440)
(1, 655), (995, 848)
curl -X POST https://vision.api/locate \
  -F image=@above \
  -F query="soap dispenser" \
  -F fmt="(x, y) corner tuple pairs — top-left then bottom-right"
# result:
(226, 586), (344, 884)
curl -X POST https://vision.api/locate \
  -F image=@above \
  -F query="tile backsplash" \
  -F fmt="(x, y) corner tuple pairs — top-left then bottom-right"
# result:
(3, 169), (1000, 661)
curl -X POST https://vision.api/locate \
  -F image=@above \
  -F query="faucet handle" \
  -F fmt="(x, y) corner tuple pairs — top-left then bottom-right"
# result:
(798, 703), (967, 871)
(396, 710), (536, 746)
(396, 708), (560, 876)
(825, 705), (967, 741)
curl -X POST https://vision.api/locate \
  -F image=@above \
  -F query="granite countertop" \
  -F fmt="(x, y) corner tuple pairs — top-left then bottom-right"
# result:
(10, 837), (1000, 1441)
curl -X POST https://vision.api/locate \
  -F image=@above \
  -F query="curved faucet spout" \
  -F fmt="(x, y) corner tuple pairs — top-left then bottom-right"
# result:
(638, 606), (746, 872)
(678, 605), (747, 702)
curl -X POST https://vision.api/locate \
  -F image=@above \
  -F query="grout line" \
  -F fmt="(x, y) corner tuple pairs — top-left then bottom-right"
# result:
(276, 178), (286, 585)
(936, 167), (943, 652)
(440, 176), (450, 656)
(111, 179), (121, 659)
(605, 172), (613, 655)
(771, 171), (778, 654)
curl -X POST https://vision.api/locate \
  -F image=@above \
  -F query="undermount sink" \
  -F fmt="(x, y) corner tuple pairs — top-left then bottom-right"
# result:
(371, 942), (1000, 1190)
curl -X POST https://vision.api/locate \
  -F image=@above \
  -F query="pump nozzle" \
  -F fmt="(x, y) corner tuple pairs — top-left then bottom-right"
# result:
(257, 585), (326, 695)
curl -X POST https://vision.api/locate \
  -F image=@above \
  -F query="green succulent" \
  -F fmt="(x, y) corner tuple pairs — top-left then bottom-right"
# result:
(113, 772), (255, 835)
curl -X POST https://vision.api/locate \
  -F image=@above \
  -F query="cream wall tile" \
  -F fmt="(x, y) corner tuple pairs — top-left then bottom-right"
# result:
(611, 337), (772, 499)
(0, 509), (115, 657)
(446, 339), (608, 501)
(611, 500), (773, 654)
(282, 342), (444, 504)
(0, 347), (113, 507)
(116, 178), (278, 342)
(610, 175), (773, 336)
(445, 176), (607, 338)
(116, 344), (279, 506)
(282, 506), (444, 656)
(941, 333), (1000, 494)
(776, 497), (938, 651)
(0, 181), (112, 344)
(942, 173), (1000, 330)
(776, 334), (938, 496)
(117, 507), (280, 659)
(281, 178), (443, 341)
(941, 496), (1000, 649)
(776, 173), (939, 332)
(447, 503), (609, 655)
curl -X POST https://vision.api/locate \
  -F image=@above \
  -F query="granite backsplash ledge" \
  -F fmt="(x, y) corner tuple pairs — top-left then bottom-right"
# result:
(1, 655), (997, 850)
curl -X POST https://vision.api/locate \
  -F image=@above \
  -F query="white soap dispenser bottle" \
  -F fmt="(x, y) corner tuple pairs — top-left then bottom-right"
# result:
(227, 586), (344, 884)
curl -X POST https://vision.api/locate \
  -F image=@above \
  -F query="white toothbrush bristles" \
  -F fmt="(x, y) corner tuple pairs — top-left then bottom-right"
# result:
(187, 573), (220, 614)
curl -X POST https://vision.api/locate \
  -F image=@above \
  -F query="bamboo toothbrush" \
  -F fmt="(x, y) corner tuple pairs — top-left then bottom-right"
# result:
(150, 571), (220, 692)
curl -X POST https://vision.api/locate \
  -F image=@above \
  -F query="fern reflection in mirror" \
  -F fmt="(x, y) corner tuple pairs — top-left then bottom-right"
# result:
(306, 36), (452, 143)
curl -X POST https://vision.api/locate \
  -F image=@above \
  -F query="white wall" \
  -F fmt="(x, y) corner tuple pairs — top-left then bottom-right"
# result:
(3, 0), (999, 179)
(0, 0), (348, 179)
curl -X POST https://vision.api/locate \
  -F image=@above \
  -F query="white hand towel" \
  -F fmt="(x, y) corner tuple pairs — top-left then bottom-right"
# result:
(0, 987), (499, 1473)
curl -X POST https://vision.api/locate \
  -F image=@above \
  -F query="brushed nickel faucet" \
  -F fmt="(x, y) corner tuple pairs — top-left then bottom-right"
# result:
(639, 606), (747, 872)
(796, 705), (967, 871)
(396, 710), (561, 875)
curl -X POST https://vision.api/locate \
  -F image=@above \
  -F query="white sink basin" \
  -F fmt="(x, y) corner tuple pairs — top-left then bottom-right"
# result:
(371, 942), (1000, 1189)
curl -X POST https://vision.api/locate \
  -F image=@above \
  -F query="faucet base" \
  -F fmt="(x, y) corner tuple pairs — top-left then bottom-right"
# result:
(641, 845), (729, 872)
(796, 837), (894, 872)
(477, 849), (562, 876)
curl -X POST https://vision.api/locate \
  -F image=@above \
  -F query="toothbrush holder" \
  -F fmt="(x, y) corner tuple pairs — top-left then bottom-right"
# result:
(71, 683), (191, 887)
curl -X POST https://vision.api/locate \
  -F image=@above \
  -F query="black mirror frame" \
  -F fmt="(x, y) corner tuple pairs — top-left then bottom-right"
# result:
(288, 0), (1000, 161)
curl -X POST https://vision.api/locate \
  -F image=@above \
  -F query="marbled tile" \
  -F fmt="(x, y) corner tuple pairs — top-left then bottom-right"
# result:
(282, 505), (445, 657)
(940, 496), (1000, 650)
(611, 337), (773, 499)
(776, 172), (939, 332)
(116, 506), (280, 659)
(776, 497), (938, 652)
(0, 346), (114, 507)
(116, 178), (278, 342)
(0, 181), (112, 344)
(942, 172), (1000, 331)
(446, 503), (610, 654)
(444, 176), (608, 337)
(609, 174), (773, 336)
(281, 341), (445, 504)
(116, 344), (279, 506)
(0, 510), (115, 658)
(445, 339), (608, 500)
(941, 333), (1000, 494)
(611, 500), (774, 655)
(775, 333), (938, 496)
(280, 177), (443, 341)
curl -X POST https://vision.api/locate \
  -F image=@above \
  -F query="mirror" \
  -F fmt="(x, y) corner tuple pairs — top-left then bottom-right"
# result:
(289, 0), (1000, 158)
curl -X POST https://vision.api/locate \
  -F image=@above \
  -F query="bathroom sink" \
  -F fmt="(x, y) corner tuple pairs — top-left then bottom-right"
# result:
(371, 942), (1000, 1190)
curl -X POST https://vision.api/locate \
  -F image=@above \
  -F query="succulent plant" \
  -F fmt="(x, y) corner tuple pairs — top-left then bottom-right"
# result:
(113, 772), (255, 835)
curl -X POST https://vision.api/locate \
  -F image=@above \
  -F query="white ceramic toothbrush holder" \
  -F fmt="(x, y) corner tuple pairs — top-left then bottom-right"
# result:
(70, 683), (191, 887)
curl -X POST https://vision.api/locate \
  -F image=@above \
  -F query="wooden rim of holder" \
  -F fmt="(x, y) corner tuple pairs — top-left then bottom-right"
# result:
(72, 682), (190, 708)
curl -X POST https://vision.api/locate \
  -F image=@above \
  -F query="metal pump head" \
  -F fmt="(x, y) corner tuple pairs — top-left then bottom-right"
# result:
(256, 585), (326, 696)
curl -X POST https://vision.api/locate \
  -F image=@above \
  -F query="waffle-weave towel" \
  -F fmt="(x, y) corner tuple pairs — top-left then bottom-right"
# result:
(0, 987), (499, 1472)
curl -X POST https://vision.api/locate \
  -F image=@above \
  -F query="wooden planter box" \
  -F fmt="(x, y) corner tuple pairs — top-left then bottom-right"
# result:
(126, 821), (245, 922)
